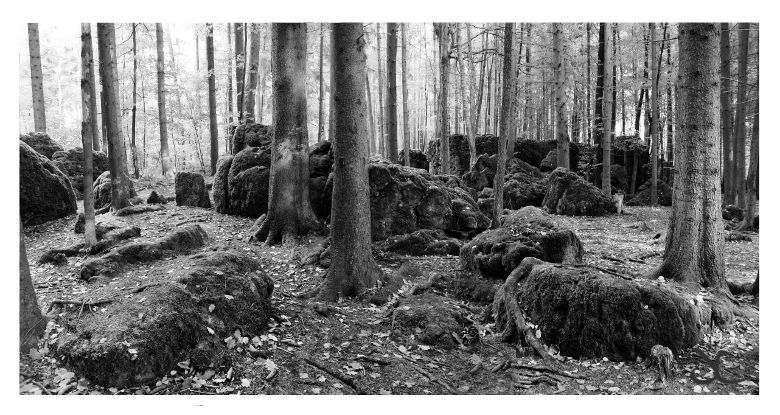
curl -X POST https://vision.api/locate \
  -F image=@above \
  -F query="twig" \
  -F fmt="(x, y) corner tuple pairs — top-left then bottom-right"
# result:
(276, 348), (366, 394)
(47, 298), (113, 313)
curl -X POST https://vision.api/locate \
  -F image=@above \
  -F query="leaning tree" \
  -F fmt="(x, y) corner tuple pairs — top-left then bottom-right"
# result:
(253, 23), (321, 245)
(652, 23), (725, 289)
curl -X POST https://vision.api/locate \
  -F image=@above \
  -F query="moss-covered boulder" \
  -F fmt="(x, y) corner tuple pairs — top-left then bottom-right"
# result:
(20, 142), (76, 226)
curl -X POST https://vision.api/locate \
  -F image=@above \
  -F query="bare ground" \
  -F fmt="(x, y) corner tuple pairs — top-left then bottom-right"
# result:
(19, 183), (759, 395)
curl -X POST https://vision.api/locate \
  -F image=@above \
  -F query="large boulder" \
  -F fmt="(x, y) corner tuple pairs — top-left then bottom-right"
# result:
(626, 179), (673, 207)
(212, 147), (270, 217)
(542, 168), (616, 216)
(425, 134), (472, 175)
(51, 147), (110, 199)
(20, 142), (77, 226)
(231, 122), (272, 154)
(91, 171), (137, 209)
(378, 229), (462, 256)
(391, 293), (476, 349)
(499, 258), (714, 360)
(405, 149), (430, 171)
(309, 141), (335, 218)
(20, 132), (64, 159)
(175, 171), (212, 208)
(53, 249), (274, 387)
(460, 207), (584, 280)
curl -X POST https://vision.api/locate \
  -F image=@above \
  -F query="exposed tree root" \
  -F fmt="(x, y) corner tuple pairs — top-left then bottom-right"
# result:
(276, 348), (366, 394)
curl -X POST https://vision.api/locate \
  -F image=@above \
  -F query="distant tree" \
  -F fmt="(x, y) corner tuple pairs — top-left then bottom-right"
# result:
(740, 62), (758, 231)
(654, 23), (725, 289)
(461, 24), (477, 168)
(650, 23), (659, 205)
(552, 23), (569, 168)
(593, 23), (607, 150)
(27, 23), (46, 133)
(400, 23), (411, 166)
(585, 23), (592, 144)
(601, 24), (613, 196)
(317, 23), (326, 143)
(129, 23), (140, 179)
(733, 23), (749, 209)
(492, 23), (514, 228)
(243, 24), (261, 123)
(226, 23), (234, 153)
(434, 23), (451, 174)
(375, 24), (385, 157)
(155, 23), (171, 176)
(97, 23), (134, 210)
(318, 23), (383, 300)
(234, 23), (246, 124)
(365, 72), (377, 154)
(206, 23), (219, 175)
(20, 231), (45, 354)
(253, 24), (320, 244)
(385, 23), (399, 163)
(80, 24), (97, 246)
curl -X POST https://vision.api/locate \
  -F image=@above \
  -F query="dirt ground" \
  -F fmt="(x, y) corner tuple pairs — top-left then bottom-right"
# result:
(19, 182), (759, 395)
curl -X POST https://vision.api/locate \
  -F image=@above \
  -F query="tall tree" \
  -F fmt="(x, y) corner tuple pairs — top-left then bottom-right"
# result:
(434, 23), (451, 174)
(654, 23), (725, 289)
(593, 23), (607, 149)
(206, 23), (219, 175)
(385, 23), (399, 163)
(650, 23), (660, 205)
(552, 23), (569, 168)
(458, 24), (476, 168)
(733, 23), (749, 209)
(129, 23), (140, 179)
(80, 24), (97, 247)
(585, 23), (592, 144)
(366, 72), (377, 154)
(740, 71), (758, 231)
(376, 24), (386, 157)
(492, 23), (514, 228)
(20, 232), (45, 354)
(234, 23), (246, 124)
(97, 23), (134, 210)
(400, 24), (411, 166)
(243, 24), (261, 123)
(27, 23), (46, 133)
(317, 23), (326, 142)
(155, 24), (171, 176)
(226, 23), (234, 153)
(665, 27), (674, 163)
(719, 23), (733, 204)
(318, 23), (383, 300)
(601, 24), (613, 196)
(253, 24), (320, 244)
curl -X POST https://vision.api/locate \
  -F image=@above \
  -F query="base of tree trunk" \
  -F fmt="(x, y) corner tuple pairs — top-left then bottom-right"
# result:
(250, 211), (323, 246)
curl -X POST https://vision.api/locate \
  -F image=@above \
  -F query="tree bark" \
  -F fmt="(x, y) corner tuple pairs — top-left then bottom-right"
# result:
(234, 23), (246, 124)
(655, 23), (725, 290)
(130, 23), (140, 179)
(435, 23), (451, 174)
(79, 24), (101, 151)
(740, 58), (758, 231)
(586, 23), (592, 144)
(400, 24), (411, 166)
(552, 23), (569, 168)
(733, 23), (749, 210)
(206, 23), (219, 175)
(28, 23), (47, 133)
(493, 23), (514, 228)
(719, 24), (733, 204)
(155, 24), (171, 176)
(376, 24), (386, 158)
(20, 232), (45, 354)
(459, 24), (477, 168)
(317, 23), (326, 143)
(254, 24), (320, 245)
(601, 24), (613, 196)
(97, 23), (133, 210)
(318, 23), (383, 301)
(650, 23), (660, 205)
(666, 27), (674, 163)
(594, 23), (606, 150)
(80, 24), (97, 247)
(385, 23), (399, 163)
(366, 72), (376, 154)
(226, 23), (234, 153)
(242, 24), (261, 124)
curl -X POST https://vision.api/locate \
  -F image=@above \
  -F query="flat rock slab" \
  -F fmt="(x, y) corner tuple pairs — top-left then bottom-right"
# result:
(52, 249), (274, 388)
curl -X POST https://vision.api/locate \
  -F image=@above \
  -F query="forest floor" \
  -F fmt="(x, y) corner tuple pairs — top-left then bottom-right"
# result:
(19, 180), (759, 395)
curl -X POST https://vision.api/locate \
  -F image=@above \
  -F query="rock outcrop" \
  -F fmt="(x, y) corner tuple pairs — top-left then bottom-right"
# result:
(20, 142), (77, 226)
(51, 147), (110, 199)
(175, 171), (212, 208)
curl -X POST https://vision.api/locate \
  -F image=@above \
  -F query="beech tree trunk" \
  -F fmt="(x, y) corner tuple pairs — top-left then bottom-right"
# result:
(226, 23), (234, 153)
(594, 23), (606, 150)
(206, 23), (219, 175)
(97, 23), (133, 210)
(20, 232), (45, 354)
(243, 24), (261, 123)
(385, 23), (399, 163)
(376, 24), (385, 158)
(28, 23), (46, 133)
(435, 23), (451, 174)
(255, 23), (320, 245)
(366, 72), (376, 154)
(719, 24), (733, 204)
(318, 23), (383, 301)
(733, 23), (749, 210)
(656, 23), (725, 290)
(666, 28), (674, 163)
(650, 23), (659, 205)
(130, 23), (140, 179)
(586, 23), (592, 144)
(492, 23), (514, 228)
(155, 24), (171, 176)
(552, 23), (569, 168)
(400, 24), (411, 166)
(464, 24), (478, 166)
(601, 24), (613, 196)
(80, 23), (97, 247)
(317, 23), (326, 143)
(234, 23), (246, 124)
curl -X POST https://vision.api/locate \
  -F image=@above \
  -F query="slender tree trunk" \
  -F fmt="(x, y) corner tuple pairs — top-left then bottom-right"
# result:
(80, 24), (97, 246)
(206, 23), (219, 175)
(740, 71), (758, 231)
(254, 24), (320, 245)
(650, 23), (660, 205)
(460, 24), (477, 168)
(665, 30), (674, 163)
(155, 24), (171, 176)
(594, 23), (606, 150)
(317, 23), (326, 142)
(493, 23), (514, 228)
(719, 24), (733, 204)
(601, 24), (613, 196)
(20, 232), (45, 354)
(80, 24), (101, 151)
(552, 23), (569, 168)
(318, 23), (383, 301)
(376, 24), (386, 158)
(655, 23), (725, 290)
(97, 23), (133, 210)
(586, 23), (592, 144)
(366, 72), (376, 154)
(226, 23), (234, 153)
(243, 24), (261, 123)
(610, 24), (618, 135)
(401, 24), (411, 166)
(234, 23), (246, 124)
(475, 27), (488, 130)
(28, 23), (46, 133)
(130, 23), (140, 179)
(733, 23), (749, 209)
(435, 23), (451, 174)
(385, 23), (399, 163)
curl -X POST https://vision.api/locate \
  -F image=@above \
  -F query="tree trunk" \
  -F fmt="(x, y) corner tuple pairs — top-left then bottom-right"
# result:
(650, 23), (659, 205)
(586, 23), (592, 144)
(97, 23), (133, 210)
(655, 23), (725, 290)
(254, 24), (320, 245)
(740, 59), (758, 231)
(385, 23), (399, 163)
(318, 23), (383, 301)
(80, 24), (97, 247)
(552, 23), (569, 168)
(493, 23), (514, 228)
(242, 24), (261, 124)
(317, 23), (326, 142)
(234, 23), (246, 124)
(594, 23), (606, 150)
(79, 24), (101, 152)
(20, 232), (45, 354)
(366, 72), (376, 154)
(130, 23), (140, 179)
(666, 27), (674, 163)
(601, 23), (613, 196)
(206, 23), (219, 175)
(400, 24), (411, 166)
(719, 24), (733, 204)
(28, 23), (47, 133)
(459, 24), (477, 168)
(226, 23), (234, 153)
(155, 24), (171, 176)
(376, 24), (386, 158)
(435, 23), (451, 174)
(733, 23), (749, 210)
